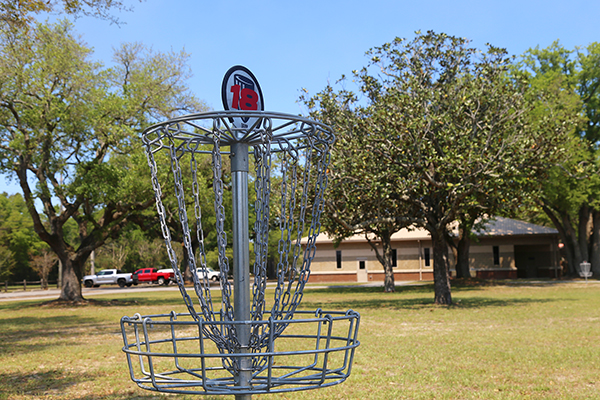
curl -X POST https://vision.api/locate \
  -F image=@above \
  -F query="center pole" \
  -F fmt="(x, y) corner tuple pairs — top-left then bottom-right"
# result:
(231, 141), (252, 400)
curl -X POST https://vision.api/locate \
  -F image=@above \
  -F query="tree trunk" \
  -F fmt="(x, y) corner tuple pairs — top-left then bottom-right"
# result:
(564, 213), (584, 275)
(431, 229), (452, 305)
(366, 230), (395, 292)
(17, 163), (88, 302)
(182, 242), (192, 283)
(541, 202), (583, 276)
(578, 204), (591, 263)
(591, 209), (600, 276)
(455, 224), (471, 279)
(381, 234), (395, 293)
(58, 257), (84, 302)
(541, 204), (573, 274)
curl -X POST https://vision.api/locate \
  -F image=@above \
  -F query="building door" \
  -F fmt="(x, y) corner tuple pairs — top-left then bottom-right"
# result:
(357, 259), (368, 283)
(515, 244), (554, 278)
(514, 245), (538, 278)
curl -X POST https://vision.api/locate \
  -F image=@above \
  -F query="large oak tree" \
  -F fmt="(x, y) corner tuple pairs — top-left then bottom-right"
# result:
(0, 20), (205, 301)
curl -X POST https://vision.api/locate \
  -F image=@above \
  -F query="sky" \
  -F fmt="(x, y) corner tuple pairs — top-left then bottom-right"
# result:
(1, 0), (599, 194)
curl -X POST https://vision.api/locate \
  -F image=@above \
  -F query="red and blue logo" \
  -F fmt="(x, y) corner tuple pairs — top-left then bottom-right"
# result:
(221, 65), (264, 128)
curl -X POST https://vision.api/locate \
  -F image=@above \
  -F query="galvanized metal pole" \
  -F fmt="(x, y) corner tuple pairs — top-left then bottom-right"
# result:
(231, 141), (252, 400)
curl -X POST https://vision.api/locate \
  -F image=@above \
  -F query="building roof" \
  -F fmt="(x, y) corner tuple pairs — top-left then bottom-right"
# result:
(475, 216), (558, 236)
(304, 217), (557, 244)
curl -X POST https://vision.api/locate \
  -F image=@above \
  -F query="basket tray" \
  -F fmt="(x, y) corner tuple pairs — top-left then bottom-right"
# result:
(121, 309), (360, 395)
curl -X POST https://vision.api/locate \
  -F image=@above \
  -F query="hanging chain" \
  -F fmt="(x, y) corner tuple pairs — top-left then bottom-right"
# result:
(145, 126), (198, 320)
(189, 143), (214, 311)
(287, 124), (333, 314)
(210, 122), (236, 348)
(142, 113), (334, 364)
(249, 122), (272, 356)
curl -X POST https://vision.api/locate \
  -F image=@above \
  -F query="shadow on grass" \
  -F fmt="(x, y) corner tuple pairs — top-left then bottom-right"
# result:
(0, 368), (225, 400)
(307, 284), (435, 296)
(0, 297), (168, 312)
(71, 394), (224, 400)
(0, 298), (137, 312)
(0, 314), (100, 355)
(301, 296), (557, 311)
(300, 284), (558, 311)
(0, 369), (99, 398)
(451, 277), (574, 288)
(70, 394), (224, 400)
(0, 280), (567, 314)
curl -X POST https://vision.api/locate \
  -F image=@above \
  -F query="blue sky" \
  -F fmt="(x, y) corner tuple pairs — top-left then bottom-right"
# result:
(1, 0), (599, 194)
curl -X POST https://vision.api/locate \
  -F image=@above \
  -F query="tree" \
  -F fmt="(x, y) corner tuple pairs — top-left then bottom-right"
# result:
(0, 0), (139, 31)
(0, 21), (205, 301)
(30, 246), (57, 288)
(450, 62), (583, 280)
(518, 41), (599, 276)
(307, 31), (575, 304)
(97, 240), (130, 271)
(0, 192), (42, 281)
(304, 86), (416, 292)
(0, 244), (13, 282)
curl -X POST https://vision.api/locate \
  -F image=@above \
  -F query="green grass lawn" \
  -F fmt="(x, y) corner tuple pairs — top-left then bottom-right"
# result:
(1, 281), (599, 399)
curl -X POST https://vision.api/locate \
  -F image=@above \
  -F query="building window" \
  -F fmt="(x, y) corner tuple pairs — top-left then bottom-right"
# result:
(336, 250), (342, 269)
(424, 248), (430, 267)
(391, 249), (397, 267)
(359, 260), (366, 270)
(493, 246), (500, 266)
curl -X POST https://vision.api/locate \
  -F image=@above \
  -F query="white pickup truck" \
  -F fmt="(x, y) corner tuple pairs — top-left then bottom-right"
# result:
(83, 269), (133, 288)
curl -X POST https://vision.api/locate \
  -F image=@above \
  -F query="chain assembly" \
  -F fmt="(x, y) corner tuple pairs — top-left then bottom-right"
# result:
(122, 111), (359, 397)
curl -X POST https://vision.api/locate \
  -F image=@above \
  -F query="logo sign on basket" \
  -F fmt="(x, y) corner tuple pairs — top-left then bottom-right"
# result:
(221, 65), (264, 129)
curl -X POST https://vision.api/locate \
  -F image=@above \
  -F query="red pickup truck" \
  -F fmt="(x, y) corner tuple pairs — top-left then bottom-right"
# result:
(132, 268), (174, 286)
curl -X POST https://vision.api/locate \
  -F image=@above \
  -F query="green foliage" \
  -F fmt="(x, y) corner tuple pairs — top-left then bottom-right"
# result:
(0, 0), (140, 31)
(0, 20), (206, 300)
(306, 31), (578, 302)
(517, 41), (600, 274)
(358, 33), (571, 221)
(0, 192), (43, 281)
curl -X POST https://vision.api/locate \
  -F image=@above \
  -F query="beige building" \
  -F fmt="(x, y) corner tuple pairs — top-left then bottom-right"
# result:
(303, 217), (560, 283)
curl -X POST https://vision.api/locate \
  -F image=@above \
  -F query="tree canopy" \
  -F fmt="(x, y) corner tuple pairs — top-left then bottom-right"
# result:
(517, 41), (600, 276)
(0, 20), (205, 301)
(0, 0), (140, 31)
(0, 192), (43, 281)
(306, 31), (577, 303)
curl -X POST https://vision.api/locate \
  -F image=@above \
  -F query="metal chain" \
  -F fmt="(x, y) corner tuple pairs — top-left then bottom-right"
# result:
(142, 113), (334, 367)
(189, 142), (238, 350)
(264, 126), (333, 344)
(210, 122), (236, 351)
(249, 125), (272, 366)
(271, 142), (298, 319)
(167, 132), (236, 351)
(145, 126), (198, 321)
(287, 124), (332, 313)
(189, 144), (214, 310)
(250, 130), (271, 318)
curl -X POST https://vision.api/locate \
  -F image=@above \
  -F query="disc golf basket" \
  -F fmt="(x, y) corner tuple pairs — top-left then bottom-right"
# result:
(579, 261), (592, 283)
(120, 110), (360, 398)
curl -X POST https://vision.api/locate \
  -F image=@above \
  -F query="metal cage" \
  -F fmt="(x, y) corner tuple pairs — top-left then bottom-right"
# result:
(120, 111), (360, 398)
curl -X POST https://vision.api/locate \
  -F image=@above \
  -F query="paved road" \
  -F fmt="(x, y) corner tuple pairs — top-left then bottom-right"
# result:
(3, 279), (591, 303)
(0, 281), (397, 302)
(0, 284), (186, 302)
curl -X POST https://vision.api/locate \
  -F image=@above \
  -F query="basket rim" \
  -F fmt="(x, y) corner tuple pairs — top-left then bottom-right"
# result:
(142, 110), (333, 136)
